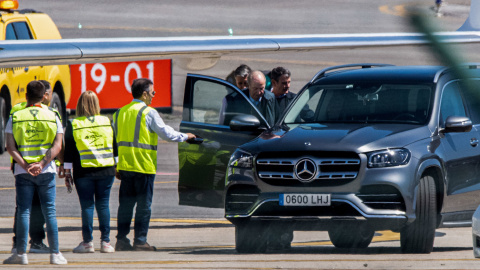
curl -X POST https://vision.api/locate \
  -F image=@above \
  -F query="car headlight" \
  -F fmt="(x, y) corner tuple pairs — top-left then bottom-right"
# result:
(367, 148), (411, 168)
(229, 149), (253, 169)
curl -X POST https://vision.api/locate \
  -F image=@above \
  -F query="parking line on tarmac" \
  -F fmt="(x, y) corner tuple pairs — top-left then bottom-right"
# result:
(291, 230), (399, 247)
(149, 218), (230, 224)
(379, 5), (407, 17)
(0, 180), (178, 191)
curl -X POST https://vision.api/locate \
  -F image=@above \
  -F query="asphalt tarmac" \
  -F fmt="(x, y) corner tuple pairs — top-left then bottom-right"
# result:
(1, 0), (480, 268)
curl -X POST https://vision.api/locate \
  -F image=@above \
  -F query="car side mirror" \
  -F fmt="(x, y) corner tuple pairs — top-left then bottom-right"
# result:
(230, 114), (261, 131)
(444, 116), (473, 133)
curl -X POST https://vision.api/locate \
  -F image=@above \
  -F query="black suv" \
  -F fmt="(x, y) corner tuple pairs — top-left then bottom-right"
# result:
(178, 63), (480, 254)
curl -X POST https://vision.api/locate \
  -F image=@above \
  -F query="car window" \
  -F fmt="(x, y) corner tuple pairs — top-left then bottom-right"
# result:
(285, 83), (433, 125)
(440, 82), (466, 126)
(459, 80), (480, 125)
(12, 22), (33, 39)
(284, 86), (322, 123)
(5, 24), (16, 40)
(5, 22), (33, 40)
(191, 80), (230, 125)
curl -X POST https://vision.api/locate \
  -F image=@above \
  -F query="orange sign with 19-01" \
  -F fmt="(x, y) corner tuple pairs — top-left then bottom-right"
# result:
(69, 59), (172, 110)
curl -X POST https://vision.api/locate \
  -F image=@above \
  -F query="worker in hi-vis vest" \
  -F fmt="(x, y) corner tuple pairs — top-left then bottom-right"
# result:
(62, 91), (117, 254)
(5, 81), (67, 265)
(9, 80), (59, 255)
(113, 78), (195, 252)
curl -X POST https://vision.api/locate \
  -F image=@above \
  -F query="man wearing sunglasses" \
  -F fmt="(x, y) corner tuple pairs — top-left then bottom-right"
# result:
(113, 78), (195, 251)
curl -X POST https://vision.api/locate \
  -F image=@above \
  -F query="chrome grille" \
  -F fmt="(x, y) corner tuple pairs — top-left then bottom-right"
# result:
(256, 152), (361, 186)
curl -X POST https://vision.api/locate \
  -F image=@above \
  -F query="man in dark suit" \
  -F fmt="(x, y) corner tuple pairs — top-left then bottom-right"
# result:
(244, 70), (275, 126)
(271, 67), (294, 121)
(271, 67), (314, 122)
(222, 70), (275, 127)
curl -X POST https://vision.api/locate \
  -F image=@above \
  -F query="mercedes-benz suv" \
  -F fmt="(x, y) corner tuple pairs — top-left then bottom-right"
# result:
(178, 63), (480, 254)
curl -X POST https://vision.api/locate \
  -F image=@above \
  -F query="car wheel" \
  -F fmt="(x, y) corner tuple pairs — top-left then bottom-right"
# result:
(328, 223), (374, 249)
(235, 221), (268, 253)
(0, 97), (6, 154)
(400, 175), (436, 253)
(50, 92), (64, 124)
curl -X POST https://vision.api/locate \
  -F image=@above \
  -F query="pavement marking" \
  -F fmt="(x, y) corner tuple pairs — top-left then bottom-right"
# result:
(0, 180), (178, 190)
(379, 4), (407, 17)
(0, 216), (229, 224)
(149, 218), (230, 224)
(290, 230), (400, 247)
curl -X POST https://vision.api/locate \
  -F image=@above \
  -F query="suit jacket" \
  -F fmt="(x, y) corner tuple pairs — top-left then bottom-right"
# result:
(243, 89), (276, 127)
(222, 89), (276, 127)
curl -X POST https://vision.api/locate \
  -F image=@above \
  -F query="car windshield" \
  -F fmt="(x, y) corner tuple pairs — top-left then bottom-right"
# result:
(284, 83), (434, 125)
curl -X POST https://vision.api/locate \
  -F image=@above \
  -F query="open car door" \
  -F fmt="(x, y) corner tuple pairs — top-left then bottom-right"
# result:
(178, 74), (269, 208)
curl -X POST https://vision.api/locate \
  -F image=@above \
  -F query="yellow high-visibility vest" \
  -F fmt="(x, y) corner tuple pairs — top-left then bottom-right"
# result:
(10, 102), (61, 164)
(12, 106), (57, 163)
(113, 101), (158, 174)
(71, 115), (114, 168)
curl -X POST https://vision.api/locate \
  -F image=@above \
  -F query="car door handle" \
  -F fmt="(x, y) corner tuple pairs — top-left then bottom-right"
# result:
(471, 138), (479, 147)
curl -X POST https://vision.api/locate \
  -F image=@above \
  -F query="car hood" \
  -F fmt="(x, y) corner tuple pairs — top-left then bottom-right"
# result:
(240, 123), (432, 154)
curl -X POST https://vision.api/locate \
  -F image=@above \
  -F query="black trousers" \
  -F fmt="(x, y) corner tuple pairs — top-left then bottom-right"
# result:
(13, 188), (46, 245)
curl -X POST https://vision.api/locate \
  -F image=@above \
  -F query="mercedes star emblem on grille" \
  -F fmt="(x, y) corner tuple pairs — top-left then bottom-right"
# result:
(294, 158), (317, 182)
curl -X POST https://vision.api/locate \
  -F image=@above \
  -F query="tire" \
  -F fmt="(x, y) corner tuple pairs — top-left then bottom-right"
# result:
(328, 223), (375, 249)
(50, 92), (64, 124)
(0, 97), (5, 154)
(235, 221), (268, 253)
(400, 175), (437, 253)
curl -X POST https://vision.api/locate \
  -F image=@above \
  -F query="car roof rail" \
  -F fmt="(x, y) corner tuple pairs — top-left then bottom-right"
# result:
(309, 63), (394, 83)
(433, 63), (480, 83)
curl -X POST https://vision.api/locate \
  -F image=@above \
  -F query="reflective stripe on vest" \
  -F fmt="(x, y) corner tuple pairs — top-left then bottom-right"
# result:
(12, 107), (57, 163)
(113, 102), (158, 174)
(71, 115), (115, 168)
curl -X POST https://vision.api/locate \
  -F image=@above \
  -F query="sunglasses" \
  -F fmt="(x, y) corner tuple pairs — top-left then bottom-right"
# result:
(145, 90), (156, 96)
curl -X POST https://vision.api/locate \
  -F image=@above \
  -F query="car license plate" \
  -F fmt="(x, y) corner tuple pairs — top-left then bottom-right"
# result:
(279, 194), (331, 206)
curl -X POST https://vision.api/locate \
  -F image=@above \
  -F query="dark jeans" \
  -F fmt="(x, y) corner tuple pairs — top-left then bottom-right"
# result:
(15, 173), (59, 254)
(116, 171), (155, 245)
(13, 188), (46, 246)
(74, 175), (115, 243)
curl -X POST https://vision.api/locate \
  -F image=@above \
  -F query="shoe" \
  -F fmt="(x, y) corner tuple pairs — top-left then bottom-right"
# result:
(100, 241), (115, 253)
(133, 242), (157, 251)
(3, 253), (28, 265)
(73, 241), (94, 253)
(50, 252), (67, 265)
(115, 238), (134, 251)
(29, 242), (50, 253)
